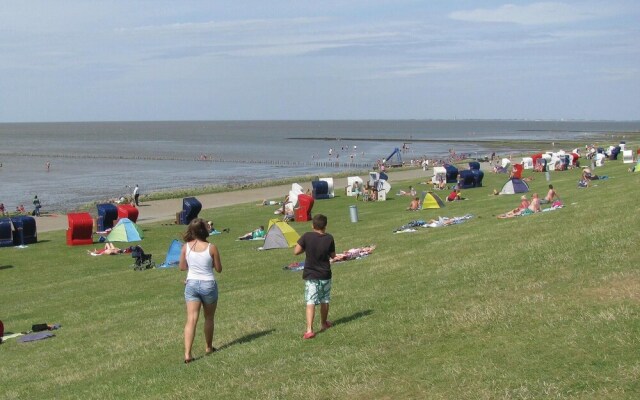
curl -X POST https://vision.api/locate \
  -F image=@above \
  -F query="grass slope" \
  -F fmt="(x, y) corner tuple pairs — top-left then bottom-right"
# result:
(1, 159), (639, 399)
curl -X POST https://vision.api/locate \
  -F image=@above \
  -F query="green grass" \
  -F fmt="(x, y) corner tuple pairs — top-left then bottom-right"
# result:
(2, 158), (640, 399)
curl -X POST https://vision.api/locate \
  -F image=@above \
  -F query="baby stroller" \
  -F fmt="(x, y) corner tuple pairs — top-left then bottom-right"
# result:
(130, 245), (155, 270)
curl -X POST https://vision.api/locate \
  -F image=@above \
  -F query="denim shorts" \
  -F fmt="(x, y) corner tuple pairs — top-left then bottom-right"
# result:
(304, 279), (332, 305)
(185, 279), (218, 304)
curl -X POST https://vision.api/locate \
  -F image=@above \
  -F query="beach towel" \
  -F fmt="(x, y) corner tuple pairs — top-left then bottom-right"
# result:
(542, 203), (564, 212)
(393, 220), (427, 233)
(2, 332), (25, 341)
(284, 261), (305, 271)
(18, 332), (55, 343)
(424, 214), (473, 227)
(393, 215), (473, 232)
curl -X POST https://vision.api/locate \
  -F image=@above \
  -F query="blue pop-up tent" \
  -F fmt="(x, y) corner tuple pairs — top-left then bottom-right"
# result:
(158, 239), (183, 268)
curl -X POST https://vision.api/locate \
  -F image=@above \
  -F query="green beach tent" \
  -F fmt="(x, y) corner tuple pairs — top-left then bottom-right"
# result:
(106, 218), (143, 242)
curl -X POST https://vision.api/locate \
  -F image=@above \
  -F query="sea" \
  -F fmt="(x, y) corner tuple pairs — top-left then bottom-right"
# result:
(0, 120), (637, 213)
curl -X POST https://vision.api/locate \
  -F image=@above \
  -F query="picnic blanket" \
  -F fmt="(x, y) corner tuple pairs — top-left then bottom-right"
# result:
(393, 215), (473, 233)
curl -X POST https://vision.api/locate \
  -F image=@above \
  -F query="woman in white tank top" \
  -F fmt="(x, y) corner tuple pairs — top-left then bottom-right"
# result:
(179, 218), (223, 363)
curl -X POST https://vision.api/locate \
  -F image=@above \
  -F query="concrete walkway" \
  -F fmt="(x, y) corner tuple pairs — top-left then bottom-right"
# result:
(36, 168), (438, 233)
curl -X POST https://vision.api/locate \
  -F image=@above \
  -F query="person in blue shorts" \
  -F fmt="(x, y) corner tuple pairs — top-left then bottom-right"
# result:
(179, 218), (223, 363)
(294, 214), (336, 339)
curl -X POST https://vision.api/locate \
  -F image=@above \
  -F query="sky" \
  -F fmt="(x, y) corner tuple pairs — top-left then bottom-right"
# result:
(1, 1), (638, 122)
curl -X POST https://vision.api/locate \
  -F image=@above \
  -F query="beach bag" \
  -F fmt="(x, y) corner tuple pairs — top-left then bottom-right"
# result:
(32, 323), (49, 332)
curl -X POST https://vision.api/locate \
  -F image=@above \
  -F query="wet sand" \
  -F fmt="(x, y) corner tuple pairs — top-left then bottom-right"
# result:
(36, 167), (448, 233)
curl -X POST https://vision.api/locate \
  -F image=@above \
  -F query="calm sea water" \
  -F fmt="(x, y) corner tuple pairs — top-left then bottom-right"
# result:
(0, 120), (637, 212)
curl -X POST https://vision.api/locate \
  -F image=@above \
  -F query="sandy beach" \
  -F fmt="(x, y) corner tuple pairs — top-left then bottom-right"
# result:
(35, 167), (438, 233)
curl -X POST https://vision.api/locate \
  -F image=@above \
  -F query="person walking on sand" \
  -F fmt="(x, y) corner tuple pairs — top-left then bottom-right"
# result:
(179, 218), (223, 364)
(294, 214), (336, 339)
(132, 184), (140, 206)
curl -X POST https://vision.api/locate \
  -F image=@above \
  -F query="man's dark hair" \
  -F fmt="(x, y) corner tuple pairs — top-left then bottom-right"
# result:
(312, 214), (328, 230)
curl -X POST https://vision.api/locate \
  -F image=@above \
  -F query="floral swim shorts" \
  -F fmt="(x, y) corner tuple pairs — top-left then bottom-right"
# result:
(304, 279), (332, 305)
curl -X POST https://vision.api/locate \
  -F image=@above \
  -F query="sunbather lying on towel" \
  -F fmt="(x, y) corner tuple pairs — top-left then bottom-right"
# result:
(497, 194), (540, 218)
(257, 199), (283, 206)
(331, 245), (376, 262)
(88, 243), (126, 256)
(238, 226), (266, 240)
(424, 214), (474, 227)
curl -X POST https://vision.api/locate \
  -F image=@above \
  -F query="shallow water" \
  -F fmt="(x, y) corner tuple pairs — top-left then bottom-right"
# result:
(0, 120), (636, 212)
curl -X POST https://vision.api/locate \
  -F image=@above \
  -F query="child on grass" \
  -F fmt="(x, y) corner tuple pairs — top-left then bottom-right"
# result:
(294, 214), (336, 339)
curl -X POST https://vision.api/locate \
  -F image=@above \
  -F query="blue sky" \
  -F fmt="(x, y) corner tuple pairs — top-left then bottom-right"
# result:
(1, 1), (638, 122)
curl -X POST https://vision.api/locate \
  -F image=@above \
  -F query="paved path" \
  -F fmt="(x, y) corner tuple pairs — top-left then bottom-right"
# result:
(36, 168), (439, 233)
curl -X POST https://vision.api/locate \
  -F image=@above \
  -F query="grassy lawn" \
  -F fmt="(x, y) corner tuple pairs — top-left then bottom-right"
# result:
(1, 156), (639, 399)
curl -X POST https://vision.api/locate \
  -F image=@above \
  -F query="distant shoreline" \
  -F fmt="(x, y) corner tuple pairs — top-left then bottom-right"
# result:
(288, 131), (640, 143)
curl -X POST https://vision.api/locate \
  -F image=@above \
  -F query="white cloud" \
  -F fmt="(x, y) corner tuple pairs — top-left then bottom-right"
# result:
(600, 67), (639, 82)
(449, 2), (607, 25)
(389, 62), (462, 77)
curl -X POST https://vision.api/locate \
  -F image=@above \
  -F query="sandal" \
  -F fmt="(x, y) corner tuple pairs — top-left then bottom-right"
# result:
(302, 331), (316, 340)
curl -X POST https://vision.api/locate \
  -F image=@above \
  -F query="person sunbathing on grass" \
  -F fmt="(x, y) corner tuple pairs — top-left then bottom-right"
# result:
(425, 217), (456, 227)
(238, 226), (265, 240)
(207, 221), (229, 235)
(257, 199), (282, 206)
(528, 193), (541, 213)
(406, 197), (420, 211)
(398, 185), (417, 197)
(88, 242), (124, 255)
(497, 195), (530, 219)
(541, 184), (560, 204)
(446, 188), (465, 202)
(331, 245), (376, 262)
